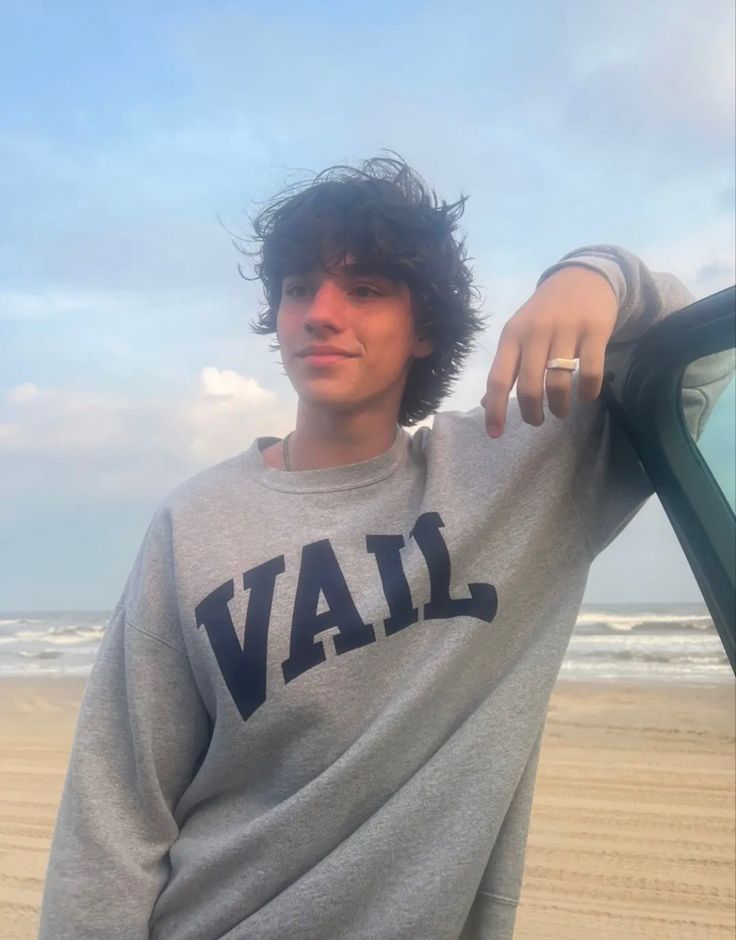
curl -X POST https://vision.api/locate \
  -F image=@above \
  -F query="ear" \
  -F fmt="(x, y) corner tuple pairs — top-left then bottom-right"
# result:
(412, 333), (433, 359)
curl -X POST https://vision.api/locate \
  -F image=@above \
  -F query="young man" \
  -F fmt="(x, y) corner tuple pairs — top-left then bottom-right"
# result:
(38, 157), (729, 939)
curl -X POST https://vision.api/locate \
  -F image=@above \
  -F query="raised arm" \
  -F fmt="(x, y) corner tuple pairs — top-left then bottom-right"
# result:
(480, 244), (698, 438)
(482, 244), (733, 557)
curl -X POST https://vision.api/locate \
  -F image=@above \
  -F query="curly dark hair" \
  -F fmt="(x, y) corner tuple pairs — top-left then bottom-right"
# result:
(238, 153), (487, 426)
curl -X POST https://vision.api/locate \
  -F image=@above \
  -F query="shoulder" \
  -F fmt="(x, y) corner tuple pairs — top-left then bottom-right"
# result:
(413, 402), (577, 470)
(155, 451), (250, 525)
(411, 405), (507, 455)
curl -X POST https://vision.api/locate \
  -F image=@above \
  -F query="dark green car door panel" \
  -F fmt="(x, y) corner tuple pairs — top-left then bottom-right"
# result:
(602, 286), (736, 672)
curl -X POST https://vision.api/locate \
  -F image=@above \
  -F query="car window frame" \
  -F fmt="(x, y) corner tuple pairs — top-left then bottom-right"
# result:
(600, 286), (736, 672)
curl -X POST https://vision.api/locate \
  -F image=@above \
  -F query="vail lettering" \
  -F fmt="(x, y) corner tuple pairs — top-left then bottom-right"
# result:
(195, 512), (498, 722)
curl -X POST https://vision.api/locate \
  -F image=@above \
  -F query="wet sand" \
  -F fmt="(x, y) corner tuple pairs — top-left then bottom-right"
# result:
(1, 677), (733, 939)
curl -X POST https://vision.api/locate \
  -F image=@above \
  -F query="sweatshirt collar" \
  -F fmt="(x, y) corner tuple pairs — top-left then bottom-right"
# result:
(242, 424), (410, 493)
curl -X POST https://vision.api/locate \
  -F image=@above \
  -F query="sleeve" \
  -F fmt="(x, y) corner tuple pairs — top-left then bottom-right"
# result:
(37, 505), (212, 940)
(539, 244), (735, 558)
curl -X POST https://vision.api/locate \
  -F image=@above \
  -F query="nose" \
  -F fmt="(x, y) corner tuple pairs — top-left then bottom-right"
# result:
(303, 280), (347, 332)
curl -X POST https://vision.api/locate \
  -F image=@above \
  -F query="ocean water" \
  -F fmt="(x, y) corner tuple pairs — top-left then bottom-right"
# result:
(0, 603), (731, 683)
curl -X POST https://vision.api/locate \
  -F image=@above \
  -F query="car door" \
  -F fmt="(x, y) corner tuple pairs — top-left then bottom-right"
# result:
(601, 285), (736, 672)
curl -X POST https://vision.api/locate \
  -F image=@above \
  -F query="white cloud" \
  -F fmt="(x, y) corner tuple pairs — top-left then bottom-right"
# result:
(188, 368), (281, 461)
(7, 382), (40, 403)
(200, 367), (274, 403)
(0, 368), (290, 500)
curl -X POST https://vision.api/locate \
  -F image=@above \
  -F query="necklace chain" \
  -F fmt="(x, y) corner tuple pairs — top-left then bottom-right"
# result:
(282, 432), (292, 471)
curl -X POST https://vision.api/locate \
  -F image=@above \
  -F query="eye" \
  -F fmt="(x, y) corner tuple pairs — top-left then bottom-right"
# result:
(351, 284), (382, 298)
(284, 283), (311, 298)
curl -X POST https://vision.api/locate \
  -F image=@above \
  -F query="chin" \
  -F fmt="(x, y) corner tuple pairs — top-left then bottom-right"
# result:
(297, 393), (358, 412)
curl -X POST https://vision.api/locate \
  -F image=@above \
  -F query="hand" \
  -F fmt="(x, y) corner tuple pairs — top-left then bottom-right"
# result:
(480, 265), (618, 437)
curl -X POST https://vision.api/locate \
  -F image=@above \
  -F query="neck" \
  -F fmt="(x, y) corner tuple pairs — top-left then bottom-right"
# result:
(285, 403), (399, 471)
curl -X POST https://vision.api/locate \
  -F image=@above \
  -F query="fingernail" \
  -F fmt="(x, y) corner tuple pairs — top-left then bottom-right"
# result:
(487, 423), (501, 438)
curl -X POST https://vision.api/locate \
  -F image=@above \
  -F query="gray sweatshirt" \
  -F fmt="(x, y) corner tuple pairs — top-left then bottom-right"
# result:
(38, 247), (732, 940)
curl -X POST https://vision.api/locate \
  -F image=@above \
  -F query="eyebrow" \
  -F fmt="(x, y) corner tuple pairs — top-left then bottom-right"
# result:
(283, 263), (403, 284)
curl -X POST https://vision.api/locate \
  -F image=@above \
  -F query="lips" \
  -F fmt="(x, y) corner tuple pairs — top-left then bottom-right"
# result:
(297, 347), (355, 357)
(300, 353), (353, 367)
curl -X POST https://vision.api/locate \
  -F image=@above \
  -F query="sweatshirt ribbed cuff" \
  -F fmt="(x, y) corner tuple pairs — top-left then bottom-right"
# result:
(536, 246), (635, 335)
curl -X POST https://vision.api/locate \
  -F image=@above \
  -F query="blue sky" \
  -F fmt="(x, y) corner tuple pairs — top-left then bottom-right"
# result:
(1, 0), (734, 609)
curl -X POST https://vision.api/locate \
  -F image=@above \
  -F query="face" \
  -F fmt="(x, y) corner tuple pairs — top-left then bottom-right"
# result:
(276, 257), (432, 420)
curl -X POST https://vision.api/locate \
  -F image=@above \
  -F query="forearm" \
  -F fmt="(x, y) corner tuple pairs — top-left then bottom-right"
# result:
(547, 245), (734, 557)
(538, 243), (696, 343)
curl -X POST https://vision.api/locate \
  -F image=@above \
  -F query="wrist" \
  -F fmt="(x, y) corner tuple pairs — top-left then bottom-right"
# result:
(539, 255), (626, 310)
(542, 264), (619, 310)
(551, 262), (616, 294)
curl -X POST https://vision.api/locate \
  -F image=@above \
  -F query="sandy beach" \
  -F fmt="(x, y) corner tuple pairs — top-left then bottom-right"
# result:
(1, 678), (733, 939)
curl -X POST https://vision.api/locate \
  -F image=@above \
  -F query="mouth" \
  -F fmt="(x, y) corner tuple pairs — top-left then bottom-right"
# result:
(300, 353), (353, 366)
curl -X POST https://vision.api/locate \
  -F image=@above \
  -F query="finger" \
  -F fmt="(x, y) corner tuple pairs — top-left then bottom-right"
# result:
(515, 337), (551, 426)
(544, 332), (578, 419)
(484, 330), (522, 436)
(577, 331), (607, 401)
